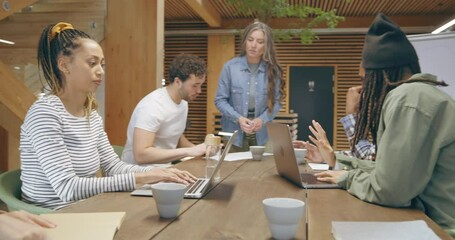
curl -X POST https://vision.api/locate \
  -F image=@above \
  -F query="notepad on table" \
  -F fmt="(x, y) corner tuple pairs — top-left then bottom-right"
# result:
(332, 220), (439, 240)
(308, 163), (330, 171)
(41, 212), (126, 240)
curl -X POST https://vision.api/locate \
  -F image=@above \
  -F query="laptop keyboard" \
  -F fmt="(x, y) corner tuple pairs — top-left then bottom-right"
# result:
(186, 178), (207, 194)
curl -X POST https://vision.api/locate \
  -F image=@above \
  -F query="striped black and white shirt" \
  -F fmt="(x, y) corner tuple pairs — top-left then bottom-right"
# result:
(20, 95), (154, 210)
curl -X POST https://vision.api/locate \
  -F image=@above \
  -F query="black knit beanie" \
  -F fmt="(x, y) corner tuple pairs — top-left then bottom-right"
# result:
(362, 13), (419, 69)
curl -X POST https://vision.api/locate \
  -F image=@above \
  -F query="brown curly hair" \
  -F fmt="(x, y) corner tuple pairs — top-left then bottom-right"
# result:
(169, 54), (207, 83)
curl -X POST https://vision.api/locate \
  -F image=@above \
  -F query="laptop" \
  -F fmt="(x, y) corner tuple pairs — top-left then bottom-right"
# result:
(131, 130), (238, 199)
(266, 123), (339, 189)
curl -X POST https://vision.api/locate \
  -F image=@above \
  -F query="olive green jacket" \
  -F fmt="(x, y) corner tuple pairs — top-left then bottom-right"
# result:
(336, 74), (455, 236)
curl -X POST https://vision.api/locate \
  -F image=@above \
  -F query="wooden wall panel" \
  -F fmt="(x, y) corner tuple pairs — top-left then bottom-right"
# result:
(164, 31), (364, 149)
(277, 35), (364, 150)
(233, 34), (365, 150)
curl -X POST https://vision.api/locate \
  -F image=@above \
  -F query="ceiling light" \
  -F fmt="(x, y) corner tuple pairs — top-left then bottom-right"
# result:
(0, 38), (15, 45)
(432, 18), (455, 34)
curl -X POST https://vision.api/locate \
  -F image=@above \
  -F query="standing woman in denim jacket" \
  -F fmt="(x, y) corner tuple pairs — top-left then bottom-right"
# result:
(215, 21), (285, 151)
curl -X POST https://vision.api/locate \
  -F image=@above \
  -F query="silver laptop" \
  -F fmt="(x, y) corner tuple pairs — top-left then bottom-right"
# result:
(266, 123), (338, 189)
(131, 130), (238, 199)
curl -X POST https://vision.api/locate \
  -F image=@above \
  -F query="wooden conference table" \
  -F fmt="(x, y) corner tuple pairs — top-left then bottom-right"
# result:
(58, 156), (452, 239)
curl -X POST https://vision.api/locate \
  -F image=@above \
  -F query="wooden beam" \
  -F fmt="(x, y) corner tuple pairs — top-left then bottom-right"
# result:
(28, 1), (106, 13)
(0, 103), (21, 141)
(0, 48), (36, 65)
(8, 132), (20, 170)
(0, 60), (36, 122)
(0, 0), (37, 21)
(0, 19), (104, 35)
(184, 0), (221, 27)
(0, 126), (7, 172)
(7, 11), (106, 22)
(206, 35), (235, 134)
(221, 15), (454, 30)
(105, 0), (164, 145)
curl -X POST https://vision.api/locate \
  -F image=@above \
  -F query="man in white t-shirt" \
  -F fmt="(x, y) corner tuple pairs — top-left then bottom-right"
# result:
(122, 54), (207, 167)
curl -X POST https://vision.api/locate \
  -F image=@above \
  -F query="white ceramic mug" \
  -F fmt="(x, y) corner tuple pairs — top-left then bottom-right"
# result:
(294, 148), (308, 165)
(250, 146), (266, 161)
(151, 182), (187, 218)
(263, 197), (305, 240)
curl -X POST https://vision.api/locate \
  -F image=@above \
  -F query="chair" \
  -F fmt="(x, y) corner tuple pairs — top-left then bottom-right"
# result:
(112, 145), (124, 158)
(0, 169), (52, 214)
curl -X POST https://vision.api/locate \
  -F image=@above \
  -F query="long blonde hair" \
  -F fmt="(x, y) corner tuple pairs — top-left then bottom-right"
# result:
(240, 21), (285, 113)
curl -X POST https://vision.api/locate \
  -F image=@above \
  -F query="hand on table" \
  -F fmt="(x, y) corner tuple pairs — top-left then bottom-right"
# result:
(136, 168), (197, 186)
(0, 210), (56, 240)
(314, 170), (348, 184)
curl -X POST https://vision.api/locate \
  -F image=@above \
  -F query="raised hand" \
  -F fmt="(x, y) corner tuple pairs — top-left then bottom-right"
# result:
(346, 86), (363, 115)
(308, 120), (336, 167)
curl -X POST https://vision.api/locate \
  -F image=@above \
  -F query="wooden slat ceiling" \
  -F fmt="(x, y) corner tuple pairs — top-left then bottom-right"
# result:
(0, 0), (454, 94)
(166, 0), (455, 24)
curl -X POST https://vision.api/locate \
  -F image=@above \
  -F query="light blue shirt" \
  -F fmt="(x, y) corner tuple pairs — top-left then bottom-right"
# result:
(214, 56), (282, 147)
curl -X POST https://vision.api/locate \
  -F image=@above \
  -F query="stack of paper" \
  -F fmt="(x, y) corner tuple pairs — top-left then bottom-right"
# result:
(41, 212), (126, 240)
(308, 163), (330, 171)
(332, 220), (439, 240)
(212, 151), (273, 161)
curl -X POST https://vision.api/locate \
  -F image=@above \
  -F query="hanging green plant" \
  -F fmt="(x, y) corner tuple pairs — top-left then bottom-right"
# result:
(226, 0), (351, 44)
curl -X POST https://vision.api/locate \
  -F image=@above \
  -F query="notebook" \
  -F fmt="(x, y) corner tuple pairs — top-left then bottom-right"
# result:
(131, 130), (238, 199)
(266, 122), (339, 189)
(332, 220), (440, 240)
(41, 212), (125, 240)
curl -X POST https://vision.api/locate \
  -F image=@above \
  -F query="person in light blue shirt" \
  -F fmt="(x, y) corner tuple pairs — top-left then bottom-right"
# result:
(215, 21), (285, 150)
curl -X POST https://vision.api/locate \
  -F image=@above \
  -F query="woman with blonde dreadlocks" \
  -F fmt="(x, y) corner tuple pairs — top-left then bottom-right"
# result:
(311, 14), (455, 235)
(20, 22), (196, 210)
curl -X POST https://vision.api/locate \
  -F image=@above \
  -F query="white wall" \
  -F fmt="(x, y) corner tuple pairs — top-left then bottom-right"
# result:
(408, 32), (455, 99)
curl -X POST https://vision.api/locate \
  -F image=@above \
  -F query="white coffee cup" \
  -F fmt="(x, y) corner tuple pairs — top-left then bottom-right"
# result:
(250, 146), (266, 161)
(294, 148), (307, 165)
(263, 198), (305, 240)
(151, 182), (187, 218)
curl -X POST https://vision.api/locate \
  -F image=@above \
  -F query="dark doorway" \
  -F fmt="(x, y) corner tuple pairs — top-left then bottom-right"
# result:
(289, 66), (334, 144)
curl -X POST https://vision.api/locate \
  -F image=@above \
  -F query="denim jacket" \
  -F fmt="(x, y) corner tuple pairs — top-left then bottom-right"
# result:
(214, 56), (282, 147)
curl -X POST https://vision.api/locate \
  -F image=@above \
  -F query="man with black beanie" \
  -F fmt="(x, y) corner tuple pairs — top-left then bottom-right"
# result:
(313, 13), (455, 236)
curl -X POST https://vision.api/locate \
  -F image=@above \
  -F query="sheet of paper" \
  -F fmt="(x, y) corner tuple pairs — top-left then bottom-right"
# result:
(308, 163), (330, 171)
(332, 220), (439, 240)
(212, 151), (273, 161)
(41, 212), (126, 240)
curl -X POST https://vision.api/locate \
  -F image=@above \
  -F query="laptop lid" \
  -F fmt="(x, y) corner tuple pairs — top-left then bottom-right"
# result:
(131, 130), (238, 198)
(266, 123), (338, 189)
(183, 130), (238, 198)
(205, 130), (238, 183)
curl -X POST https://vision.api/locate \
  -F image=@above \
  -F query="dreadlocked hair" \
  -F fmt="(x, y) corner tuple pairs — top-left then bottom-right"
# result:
(37, 23), (98, 118)
(240, 21), (286, 113)
(351, 63), (446, 158)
